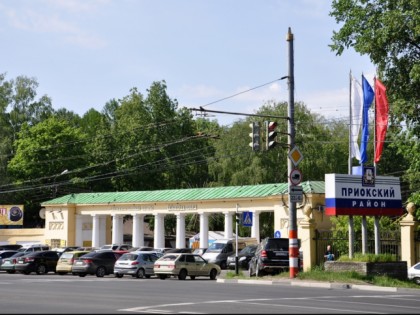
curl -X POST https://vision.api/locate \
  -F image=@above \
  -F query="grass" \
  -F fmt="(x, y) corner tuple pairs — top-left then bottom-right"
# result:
(224, 265), (420, 290)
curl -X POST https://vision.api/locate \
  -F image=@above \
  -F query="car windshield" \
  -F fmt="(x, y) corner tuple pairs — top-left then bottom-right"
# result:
(60, 252), (73, 259)
(206, 242), (225, 253)
(119, 253), (138, 261)
(240, 246), (256, 255)
(160, 255), (178, 261)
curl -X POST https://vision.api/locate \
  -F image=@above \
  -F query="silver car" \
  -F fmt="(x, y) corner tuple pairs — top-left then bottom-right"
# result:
(408, 262), (420, 285)
(114, 251), (161, 278)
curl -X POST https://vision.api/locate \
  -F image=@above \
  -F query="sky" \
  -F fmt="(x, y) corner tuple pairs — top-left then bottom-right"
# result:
(0, 0), (376, 126)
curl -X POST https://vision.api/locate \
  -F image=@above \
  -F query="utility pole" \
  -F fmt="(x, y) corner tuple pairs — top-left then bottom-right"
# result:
(286, 27), (298, 278)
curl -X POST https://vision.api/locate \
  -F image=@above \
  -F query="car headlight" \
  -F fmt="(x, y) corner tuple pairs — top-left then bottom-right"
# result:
(239, 257), (246, 261)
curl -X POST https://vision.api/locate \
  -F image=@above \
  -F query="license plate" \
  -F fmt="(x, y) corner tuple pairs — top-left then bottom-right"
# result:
(18, 261), (24, 264)
(75, 261), (83, 265)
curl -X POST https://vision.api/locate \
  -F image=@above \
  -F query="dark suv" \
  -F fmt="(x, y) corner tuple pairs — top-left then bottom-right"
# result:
(248, 238), (301, 277)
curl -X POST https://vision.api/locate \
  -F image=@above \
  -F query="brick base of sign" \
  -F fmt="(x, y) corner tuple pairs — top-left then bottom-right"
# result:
(324, 261), (408, 280)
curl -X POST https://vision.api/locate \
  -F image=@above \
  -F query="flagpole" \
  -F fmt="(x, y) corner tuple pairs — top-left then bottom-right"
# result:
(348, 70), (352, 175)
(360, 73), (367, 255)
(348, 70), (354, 259)
(373, 76), (380, 255)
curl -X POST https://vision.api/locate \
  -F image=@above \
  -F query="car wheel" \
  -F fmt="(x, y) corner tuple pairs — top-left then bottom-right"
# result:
(190, 275), (196, 280)
(136, 268), (145, 279)
(209, 269), (217, 280)
(414, 277), (420, 285)
(36, 264), (47, 275)
(78, 273), (86, 277)
(159, 274), (167, 280)
(256, 263), (263, 277)
(248, 265), (254, 277)
(115, 273), (124, 278)
(178, 269), (187, 280)
(96, 266), (106, 277)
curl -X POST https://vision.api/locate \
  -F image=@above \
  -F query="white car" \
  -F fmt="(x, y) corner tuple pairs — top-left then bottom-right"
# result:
(153, 253), (221, 280)
(407, 262), (420, 285)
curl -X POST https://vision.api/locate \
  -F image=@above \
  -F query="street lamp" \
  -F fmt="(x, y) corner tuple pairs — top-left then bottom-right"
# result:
(53, 169), (68, 198)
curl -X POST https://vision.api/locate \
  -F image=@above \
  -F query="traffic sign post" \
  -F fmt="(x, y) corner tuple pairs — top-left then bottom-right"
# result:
(289, 168), (302, 186)
(288, 185), (303, 203)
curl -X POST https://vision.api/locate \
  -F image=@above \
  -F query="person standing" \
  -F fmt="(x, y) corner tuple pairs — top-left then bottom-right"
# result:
(324, 245), (335, 261)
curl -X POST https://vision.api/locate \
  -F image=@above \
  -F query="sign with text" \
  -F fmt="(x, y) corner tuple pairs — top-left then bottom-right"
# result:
(325, 174), (402, 216)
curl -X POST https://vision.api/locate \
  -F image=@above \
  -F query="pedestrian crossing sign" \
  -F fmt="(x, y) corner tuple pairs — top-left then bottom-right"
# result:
(242, 211), (253, 227)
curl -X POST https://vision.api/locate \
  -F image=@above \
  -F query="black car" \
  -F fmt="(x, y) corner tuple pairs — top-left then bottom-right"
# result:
(226, 244), (257, 270)
(0, 244), (22, 251)
(71, 250), (122, 277)
(15, 250), (61, 275)
(248, 238), (301, 277)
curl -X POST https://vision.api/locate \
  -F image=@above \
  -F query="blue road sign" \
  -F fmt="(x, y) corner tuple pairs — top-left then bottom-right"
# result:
(274, 230), (281, 238)
(242, 211), (253, 227)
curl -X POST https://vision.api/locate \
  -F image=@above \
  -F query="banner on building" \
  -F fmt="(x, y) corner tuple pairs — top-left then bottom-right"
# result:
(0, 205), (24, 226)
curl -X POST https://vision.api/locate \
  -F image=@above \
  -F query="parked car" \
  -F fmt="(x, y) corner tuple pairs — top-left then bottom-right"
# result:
(98, 244), (133, 251)
(0, 250), (19, 266)
(202, 239), (247, 269)
(164, 248), (193, 254)
(153, 253), (221, 280)
(52, 246), (80, 254)
(0, 244), (22, 251)
(248, 237), (301, 277)
(227, 244), (258, 270)
(56, 250), (91, 275)
(72, 250), (123, 277)
(129, 246), (155, 252)
(15, 250), (61, 275)
(17, 244), (50, 253)
(408, 262), (420, 285)
(114, 251), (161, 278)
(0, 252), (26, 273)
(192, 248), (207, 256)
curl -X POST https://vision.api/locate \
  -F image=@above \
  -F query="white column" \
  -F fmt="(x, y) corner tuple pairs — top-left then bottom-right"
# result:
(99, 216), (107, 246)
(75, 214), (83, 247)
(224, 212), (233, 239)
(92, 214), (100, 248)
(176, 213), (186, 248)
(132, 213), (145, 247)
(154, 213), (165, 249)
(251, 211), (260, 243)
(199, 212), (209, 248)
(112, 214), (123, 244)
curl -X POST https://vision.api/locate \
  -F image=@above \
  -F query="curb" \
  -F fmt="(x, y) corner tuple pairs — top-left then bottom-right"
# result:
(217, 278), (420, 293)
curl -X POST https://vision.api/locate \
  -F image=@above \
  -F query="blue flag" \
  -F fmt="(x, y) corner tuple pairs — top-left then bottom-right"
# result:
(359, 75), (374, 164)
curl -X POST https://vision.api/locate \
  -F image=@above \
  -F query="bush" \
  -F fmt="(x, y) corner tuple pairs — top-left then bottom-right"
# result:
(337, 253), (396, 263)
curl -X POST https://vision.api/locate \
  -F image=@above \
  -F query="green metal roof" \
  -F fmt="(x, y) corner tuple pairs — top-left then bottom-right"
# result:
(41, 181), (325, 205)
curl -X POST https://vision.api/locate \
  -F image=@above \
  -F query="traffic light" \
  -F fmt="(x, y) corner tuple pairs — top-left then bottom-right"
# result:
(265, 121), (278, 150)
(249, 122), (261, 151)
(235, 212), (241, 224)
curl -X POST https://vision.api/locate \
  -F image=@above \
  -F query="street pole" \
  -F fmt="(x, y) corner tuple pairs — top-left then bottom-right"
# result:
(235, 203), (239, 275)
(286, 27), (298, 278)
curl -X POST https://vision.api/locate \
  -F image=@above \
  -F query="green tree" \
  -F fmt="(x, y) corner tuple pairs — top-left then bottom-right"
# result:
(7, 116), (87, 226)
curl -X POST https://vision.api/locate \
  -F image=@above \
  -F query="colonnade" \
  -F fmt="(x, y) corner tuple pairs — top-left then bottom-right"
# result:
(75, 211), (262, 249)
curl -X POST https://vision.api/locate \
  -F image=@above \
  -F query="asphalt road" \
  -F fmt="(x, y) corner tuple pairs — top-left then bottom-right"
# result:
(0, 272), (419, 314)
